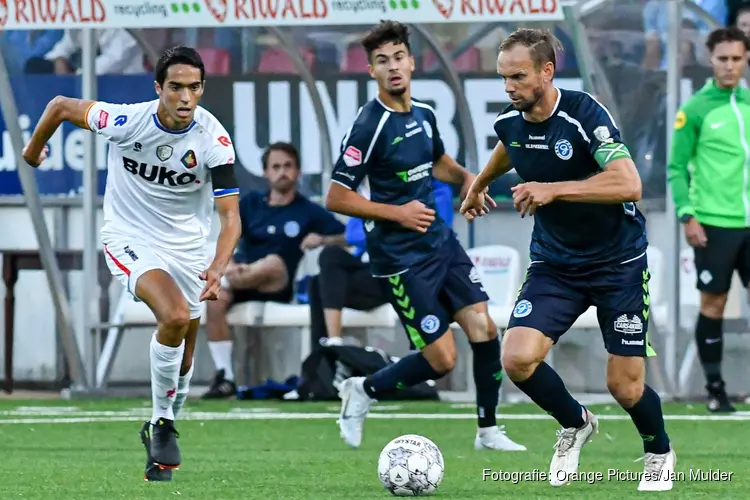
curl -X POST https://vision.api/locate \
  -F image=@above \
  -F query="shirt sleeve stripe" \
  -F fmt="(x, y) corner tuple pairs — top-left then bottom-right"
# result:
(83, 102), (96, 131)
(364, 111), (391, 163)
(494, 110), (520, 124)
(214, 187), (239, 197)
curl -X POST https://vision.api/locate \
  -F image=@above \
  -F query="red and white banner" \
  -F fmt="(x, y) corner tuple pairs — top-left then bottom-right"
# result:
(0, 0), (563, 29)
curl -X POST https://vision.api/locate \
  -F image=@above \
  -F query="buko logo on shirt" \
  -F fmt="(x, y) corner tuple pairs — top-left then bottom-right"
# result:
(122, 157), (198, 187)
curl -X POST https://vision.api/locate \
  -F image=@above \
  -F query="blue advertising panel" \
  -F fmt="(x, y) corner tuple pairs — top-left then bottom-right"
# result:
(0, 69), (692, 201)
(0, 74), (154, 197)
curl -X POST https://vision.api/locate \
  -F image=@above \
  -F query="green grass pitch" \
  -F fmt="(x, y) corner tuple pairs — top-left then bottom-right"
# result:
(0, 399), (746, 499)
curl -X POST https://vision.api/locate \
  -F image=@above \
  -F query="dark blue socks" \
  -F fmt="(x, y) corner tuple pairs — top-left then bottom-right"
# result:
(624, 385), (671, 454)
(513, 361), (585, 428)
(471, 338), (502, 428)
(512, 361), (670, 455)
(363, 352), (443, 398)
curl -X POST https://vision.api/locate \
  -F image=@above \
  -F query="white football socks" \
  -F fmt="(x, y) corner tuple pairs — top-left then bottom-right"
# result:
(150, 332), (185, 424)
(208, 340), (234, 381)
(172, 362), (194, 419)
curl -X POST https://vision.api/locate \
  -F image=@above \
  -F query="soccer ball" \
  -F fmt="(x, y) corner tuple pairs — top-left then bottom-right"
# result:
(377, 434), (444, 496)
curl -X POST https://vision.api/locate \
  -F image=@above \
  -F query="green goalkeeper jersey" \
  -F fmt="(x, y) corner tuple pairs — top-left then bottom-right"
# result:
(668, 79), (750, 228)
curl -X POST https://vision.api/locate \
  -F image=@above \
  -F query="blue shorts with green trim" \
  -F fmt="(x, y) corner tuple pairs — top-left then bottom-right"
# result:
(378, 234), (488, 350)
(507, 251), (656, 357)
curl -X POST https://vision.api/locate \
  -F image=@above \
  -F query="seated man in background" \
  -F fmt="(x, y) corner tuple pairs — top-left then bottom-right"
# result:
(202, 142), (346, 399)
(309, 180), (455, 347)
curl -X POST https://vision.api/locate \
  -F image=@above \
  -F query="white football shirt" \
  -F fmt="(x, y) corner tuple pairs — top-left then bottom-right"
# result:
(85, 99), (237, 253)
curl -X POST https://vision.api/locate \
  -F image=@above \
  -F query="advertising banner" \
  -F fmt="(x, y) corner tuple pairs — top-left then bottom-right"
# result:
(0, 70), (710, 201)
(0, 74), (154, 196)
(0, 72), (576, 198)
(0, 0), (563, 29)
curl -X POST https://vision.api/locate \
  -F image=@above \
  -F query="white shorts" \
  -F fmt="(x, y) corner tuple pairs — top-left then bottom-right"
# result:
(102, 236), (206, 320)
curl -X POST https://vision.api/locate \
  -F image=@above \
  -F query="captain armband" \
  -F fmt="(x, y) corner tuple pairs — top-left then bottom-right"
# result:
(594, 142), (632, 168)
(210, 163), (239, 198)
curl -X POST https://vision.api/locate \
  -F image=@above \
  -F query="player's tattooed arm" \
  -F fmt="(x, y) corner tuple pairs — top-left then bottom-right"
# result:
(23, 96), (94, 167)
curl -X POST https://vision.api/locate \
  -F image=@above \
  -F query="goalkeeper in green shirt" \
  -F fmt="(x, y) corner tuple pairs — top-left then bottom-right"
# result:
(667, 27), (750, 413)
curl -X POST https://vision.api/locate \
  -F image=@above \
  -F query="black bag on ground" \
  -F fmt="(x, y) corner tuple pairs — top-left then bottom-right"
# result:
(296, 345), (439, 402)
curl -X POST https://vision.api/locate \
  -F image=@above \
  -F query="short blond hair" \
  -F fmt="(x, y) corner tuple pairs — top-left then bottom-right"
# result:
(499, 28), (563, 70)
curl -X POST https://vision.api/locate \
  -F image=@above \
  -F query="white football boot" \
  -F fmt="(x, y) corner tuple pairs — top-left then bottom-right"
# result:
(474, 425), (527, 451)
(549, 408), (599, 486)
(337, 377), (374, 448)
(637, 448), (676, 491)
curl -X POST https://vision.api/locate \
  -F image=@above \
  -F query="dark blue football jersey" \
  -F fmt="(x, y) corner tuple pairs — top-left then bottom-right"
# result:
(331, 97), (451, 276)
(494, 88), (647, 268)
(234, 191), (345, 273)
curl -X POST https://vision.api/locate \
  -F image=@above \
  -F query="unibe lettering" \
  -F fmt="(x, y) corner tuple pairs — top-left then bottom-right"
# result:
(123, 158), (197, 187)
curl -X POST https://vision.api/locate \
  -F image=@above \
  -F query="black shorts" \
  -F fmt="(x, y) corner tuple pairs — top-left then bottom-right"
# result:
(507, 252), (656, 357)
(693, 225), (750, 294)
(377, 233), (489, 350)
(231, 287), (293, 305)
(230, 255), (294, 305)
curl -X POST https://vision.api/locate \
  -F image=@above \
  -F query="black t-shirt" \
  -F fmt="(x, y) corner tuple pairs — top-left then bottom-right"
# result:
(235, 191), (345, 274)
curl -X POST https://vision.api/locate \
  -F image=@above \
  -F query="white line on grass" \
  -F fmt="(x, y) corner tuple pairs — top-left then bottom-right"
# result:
(1, 412), (750, 425)
(0, 407), (282, 417)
